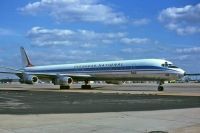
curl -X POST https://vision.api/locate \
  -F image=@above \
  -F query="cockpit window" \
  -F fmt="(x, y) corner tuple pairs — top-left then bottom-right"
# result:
(161, 62), (168, 67)
(161, 62), (178, 68)
(168, 65), (178, 68)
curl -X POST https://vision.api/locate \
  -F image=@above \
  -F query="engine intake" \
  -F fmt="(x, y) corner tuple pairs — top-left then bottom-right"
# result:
(21, 75), (38, 84)
(53, 76), (73, 85)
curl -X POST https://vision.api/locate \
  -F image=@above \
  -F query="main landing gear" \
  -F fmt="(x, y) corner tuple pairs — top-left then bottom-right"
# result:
(60, 85), (70, 89)
(81, 80), (92, 89)
(158, 81), (164, 91)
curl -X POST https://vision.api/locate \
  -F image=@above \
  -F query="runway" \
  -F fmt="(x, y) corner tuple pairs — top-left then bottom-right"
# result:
(0, 83), (200, 133)
(1, 83), (200, 96)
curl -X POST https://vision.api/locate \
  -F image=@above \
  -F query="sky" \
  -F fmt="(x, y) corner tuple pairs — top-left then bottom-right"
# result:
(0, 0), (200, 78)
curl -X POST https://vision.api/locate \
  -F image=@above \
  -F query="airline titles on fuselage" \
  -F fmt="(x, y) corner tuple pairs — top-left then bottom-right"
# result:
(74, 63), (123, 69)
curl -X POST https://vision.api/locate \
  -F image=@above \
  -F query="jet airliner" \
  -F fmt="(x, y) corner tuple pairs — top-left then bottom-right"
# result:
(0, 47), (185, 91)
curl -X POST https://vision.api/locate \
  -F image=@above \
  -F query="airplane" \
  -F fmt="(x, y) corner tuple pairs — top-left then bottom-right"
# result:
(0, 47), (185, 91)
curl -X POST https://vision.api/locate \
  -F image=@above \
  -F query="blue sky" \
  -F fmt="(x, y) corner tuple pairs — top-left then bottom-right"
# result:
(0, 0), (200, 77)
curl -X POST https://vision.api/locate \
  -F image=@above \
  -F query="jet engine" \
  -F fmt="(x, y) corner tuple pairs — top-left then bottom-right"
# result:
(53, 76), (73, 85)
(20, 75), (38, 84)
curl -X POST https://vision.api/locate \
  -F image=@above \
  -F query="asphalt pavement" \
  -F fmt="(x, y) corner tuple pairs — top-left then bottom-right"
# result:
(0, 83), (200, 133)
(0, 89), (199, 114)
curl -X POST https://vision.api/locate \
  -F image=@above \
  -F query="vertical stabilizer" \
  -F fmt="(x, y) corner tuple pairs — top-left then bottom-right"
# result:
(20, 47), (34, 67)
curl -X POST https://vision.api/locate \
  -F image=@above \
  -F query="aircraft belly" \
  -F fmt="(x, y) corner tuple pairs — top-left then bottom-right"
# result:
(88, 70), (177, 81)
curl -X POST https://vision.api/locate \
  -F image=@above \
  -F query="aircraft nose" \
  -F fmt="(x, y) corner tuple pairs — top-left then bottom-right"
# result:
(178, 68), (185, 78)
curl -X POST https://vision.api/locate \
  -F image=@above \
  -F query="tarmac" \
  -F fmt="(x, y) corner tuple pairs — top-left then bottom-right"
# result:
(0, 83), (200, 133)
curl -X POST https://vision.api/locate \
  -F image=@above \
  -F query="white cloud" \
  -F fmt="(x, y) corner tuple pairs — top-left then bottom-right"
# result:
(27, 47), (125, 65)
(69, 50), (92, 55)
(158, 3), (200, 35)
(20, 0), (127, 24)
(81, 43), (96, 48)
(120, 37), (150, 45)
(174, 55), (190, 61)
(27, 27), (128, 46)
(28, 48), (93, 65)
(166, 23), (200, 35)
(27, 27), (75, 46)
(176, 47), (200, 54)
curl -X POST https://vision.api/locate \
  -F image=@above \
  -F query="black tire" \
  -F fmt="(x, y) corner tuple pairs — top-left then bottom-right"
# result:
(81, 85), (92, 89)
(158, 86), (164, 91)
(60, 85), (70, 90)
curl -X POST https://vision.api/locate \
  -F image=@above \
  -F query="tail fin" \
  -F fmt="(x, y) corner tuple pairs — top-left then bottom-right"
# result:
(20, 47), (34, 67)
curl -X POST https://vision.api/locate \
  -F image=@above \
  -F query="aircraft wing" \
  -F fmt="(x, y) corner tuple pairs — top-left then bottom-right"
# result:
(185, 73), (200, 76)
(0, 71), (92, 81)
(0, 66), (24, 78)
(0, 66), (22, 72)
(0, 71), (22, 74)
(26, 72), (92, 81)
(0, 66), (91, 81)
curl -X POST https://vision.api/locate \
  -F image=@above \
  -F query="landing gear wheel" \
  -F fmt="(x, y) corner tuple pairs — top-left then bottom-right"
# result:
(60, 85), (70, 90)
(81, 85), (92, 89)
(158, 86), (164, 91)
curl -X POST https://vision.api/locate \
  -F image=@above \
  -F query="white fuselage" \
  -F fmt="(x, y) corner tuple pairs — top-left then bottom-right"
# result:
(23, 59), (185, 81)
